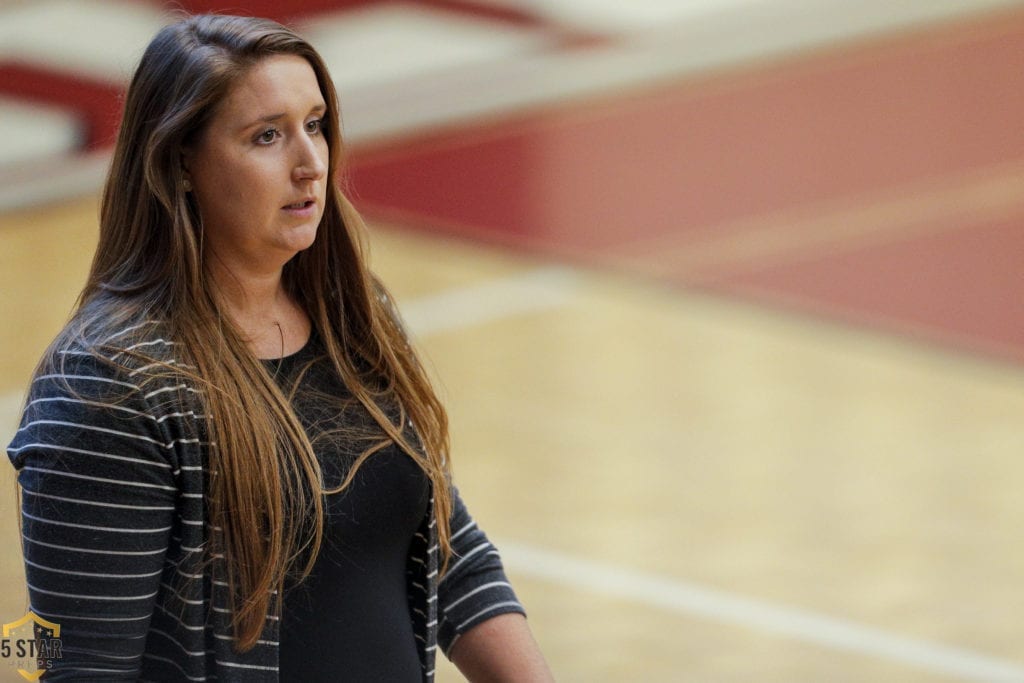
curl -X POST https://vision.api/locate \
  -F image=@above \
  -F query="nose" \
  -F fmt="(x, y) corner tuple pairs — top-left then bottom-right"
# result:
(292, 135), (327, 183)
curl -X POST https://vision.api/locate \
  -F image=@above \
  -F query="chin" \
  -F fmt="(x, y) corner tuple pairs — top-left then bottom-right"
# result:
(283, 224), (319, 253)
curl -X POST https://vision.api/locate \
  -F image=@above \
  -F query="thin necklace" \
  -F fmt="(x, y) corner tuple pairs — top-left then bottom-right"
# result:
(273, 321), (284, 378)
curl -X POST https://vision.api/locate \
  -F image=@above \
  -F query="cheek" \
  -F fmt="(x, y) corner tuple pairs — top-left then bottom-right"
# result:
(196, 156), (258, 209)
(192, 171), (260, 242)
(196, 177), (242, 223)
(318, 137), (330, 169)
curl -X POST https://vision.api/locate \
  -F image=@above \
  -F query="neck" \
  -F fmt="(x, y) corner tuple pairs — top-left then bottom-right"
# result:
(211, 262), (286, 321)
(207, 259), (309, 359)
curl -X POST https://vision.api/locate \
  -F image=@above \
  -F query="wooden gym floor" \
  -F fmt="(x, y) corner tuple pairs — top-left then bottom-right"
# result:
(2, 1), (1024, 681)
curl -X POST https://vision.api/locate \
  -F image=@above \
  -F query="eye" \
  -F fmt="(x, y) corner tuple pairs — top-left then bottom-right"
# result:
(256, 128), (280, 145)
(306, 118), (324, 135)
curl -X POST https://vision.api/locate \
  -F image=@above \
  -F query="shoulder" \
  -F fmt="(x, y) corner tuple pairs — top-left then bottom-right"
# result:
(26, 317), (194, 425)
(10, 318), (198, 470)
(37, 318), (174, 388)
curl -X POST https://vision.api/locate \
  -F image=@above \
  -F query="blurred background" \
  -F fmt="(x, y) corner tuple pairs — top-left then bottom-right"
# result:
(2, 0), (1024, 680)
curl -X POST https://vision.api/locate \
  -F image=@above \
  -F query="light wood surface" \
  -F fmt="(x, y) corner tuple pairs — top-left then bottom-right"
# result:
(2, 198), (1024, 681)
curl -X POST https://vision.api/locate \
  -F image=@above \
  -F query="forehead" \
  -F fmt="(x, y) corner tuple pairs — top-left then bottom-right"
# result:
(217, 54), (324, 120)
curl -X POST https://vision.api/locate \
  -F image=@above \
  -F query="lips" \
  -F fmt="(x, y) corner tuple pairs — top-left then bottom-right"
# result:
(283, 199), (315, 209)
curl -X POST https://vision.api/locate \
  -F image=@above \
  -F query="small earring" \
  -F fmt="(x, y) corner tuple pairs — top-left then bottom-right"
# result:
(183, 178), (193, 192)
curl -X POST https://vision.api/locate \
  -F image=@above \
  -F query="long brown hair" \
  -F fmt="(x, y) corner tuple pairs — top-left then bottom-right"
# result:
(54, 14), (452, 650)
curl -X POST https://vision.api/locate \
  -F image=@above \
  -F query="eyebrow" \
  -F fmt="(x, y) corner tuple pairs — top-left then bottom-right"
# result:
(246, 103), (327, 128)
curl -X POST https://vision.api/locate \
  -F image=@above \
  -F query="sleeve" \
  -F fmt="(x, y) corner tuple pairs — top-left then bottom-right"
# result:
(436, 487), (526, 656)
(6, 353), (178, 680)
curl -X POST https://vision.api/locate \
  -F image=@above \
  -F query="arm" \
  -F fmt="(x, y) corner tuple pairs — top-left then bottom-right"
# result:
(450, 613), (554, 682)
(437, 490), (554, 682)
(7, 352), (176, 679)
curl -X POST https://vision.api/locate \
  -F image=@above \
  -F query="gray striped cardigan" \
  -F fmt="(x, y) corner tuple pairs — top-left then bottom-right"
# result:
(7, 321), (523, 681)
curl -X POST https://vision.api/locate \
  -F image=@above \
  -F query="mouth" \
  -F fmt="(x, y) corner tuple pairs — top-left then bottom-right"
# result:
(283, 199), (316, 210)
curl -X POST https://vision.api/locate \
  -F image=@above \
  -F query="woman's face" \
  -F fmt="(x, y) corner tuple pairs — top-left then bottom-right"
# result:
(184, 54), (329, 275)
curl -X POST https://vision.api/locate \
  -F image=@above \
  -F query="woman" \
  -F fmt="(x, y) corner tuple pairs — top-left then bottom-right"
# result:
(7, 13), (552, 681)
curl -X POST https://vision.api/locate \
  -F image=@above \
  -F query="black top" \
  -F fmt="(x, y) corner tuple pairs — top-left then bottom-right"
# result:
(269, 332), (429, 682)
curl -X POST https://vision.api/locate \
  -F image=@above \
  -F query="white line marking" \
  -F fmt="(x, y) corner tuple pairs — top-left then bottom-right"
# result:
(0, 0), (169, 82)
(485, 0), (1024, 35)
(498, 540), (1024, 682)
(0, 97), (82, 169)
(302, 3), (549, 93)
(0, 149), (111, 213)
(399, 266), (580, 338)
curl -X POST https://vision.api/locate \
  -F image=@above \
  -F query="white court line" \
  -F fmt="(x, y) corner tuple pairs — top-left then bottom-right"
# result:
(498, 541), (1024, 682)
(0, 96), (82, 170)
(398, 266), (580, 338)
(303, 2), (550, 94)
(0, 0), (169, 82)
(483, 0), (1024, 36)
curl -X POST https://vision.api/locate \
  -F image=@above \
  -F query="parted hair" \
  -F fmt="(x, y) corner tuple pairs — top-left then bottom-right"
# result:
(49, 13), (453, 651)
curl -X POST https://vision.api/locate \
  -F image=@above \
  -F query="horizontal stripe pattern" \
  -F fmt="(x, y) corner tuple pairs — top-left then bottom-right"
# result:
(7, 322), (524, 680)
